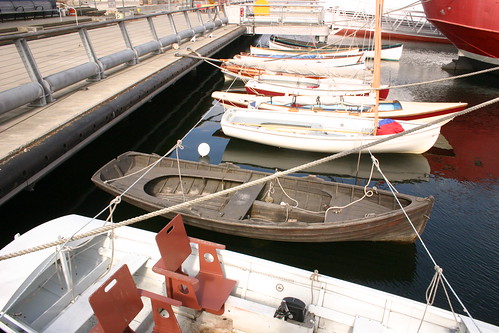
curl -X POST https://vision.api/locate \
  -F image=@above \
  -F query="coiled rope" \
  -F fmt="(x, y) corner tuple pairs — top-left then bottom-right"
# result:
(0, 97), (497, 262)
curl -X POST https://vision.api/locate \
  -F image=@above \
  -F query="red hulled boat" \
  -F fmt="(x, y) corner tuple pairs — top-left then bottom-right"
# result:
(422, 0), (499, 68)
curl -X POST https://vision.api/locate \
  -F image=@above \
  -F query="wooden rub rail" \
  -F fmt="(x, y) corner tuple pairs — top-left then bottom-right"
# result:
(0, 5), (228, 115)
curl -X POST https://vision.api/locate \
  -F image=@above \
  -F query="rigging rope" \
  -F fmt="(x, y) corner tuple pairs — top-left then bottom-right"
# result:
(1, 97), (497, 262)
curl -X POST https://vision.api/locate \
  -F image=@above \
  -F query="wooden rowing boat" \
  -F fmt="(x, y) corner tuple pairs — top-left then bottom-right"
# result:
(91, 151), (434, 243)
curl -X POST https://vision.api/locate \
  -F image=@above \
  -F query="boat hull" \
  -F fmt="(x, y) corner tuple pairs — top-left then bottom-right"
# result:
(91, 152), (434, 243)
(212, 92), (467, 124)
(221, 108), (441, 154)
(245, 82), (388, 99)
(2, 215), (496, 332)
(421, 0), (499, 66)
(226, 57), (369, 78)
(268, 38), (404, 61)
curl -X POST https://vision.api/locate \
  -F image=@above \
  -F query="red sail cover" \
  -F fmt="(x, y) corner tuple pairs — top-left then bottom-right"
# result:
(377, 119), (404, 135)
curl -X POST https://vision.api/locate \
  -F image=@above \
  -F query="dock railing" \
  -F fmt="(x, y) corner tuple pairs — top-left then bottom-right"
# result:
(327, 5), (441, 37)
(236, 1), (325, 25)
(0, 5), (228, 115)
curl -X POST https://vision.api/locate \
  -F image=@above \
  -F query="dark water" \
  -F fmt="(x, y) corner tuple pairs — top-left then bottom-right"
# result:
(1, 37), (498, 326)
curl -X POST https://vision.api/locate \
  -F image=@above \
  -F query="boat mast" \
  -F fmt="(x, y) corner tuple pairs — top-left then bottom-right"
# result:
(373, 0), (384, 135)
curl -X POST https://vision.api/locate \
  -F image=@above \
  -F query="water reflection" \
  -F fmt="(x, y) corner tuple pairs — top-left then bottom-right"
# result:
(425, 104), (498, 182)
(222, 138), (430, 183)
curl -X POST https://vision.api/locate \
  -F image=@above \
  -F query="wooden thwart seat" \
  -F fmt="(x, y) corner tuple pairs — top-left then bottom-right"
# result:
(220, 182), (265, 220)
(152, 214), (237, 315)
(89, 264), (182, 333)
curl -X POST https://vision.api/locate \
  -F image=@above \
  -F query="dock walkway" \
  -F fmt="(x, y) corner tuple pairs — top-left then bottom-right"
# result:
(0, 10), (245, 205)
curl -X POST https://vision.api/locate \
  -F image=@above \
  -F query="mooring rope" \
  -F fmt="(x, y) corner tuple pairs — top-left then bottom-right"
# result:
(1, 97), (497, 262)
(370, 151), (482, 332)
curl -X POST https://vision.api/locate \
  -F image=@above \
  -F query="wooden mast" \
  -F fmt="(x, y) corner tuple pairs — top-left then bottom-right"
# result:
(372, 0), (384, 135)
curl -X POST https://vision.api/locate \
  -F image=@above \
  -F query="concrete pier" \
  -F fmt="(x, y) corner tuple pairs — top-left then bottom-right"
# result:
(0, 15), (246, 205)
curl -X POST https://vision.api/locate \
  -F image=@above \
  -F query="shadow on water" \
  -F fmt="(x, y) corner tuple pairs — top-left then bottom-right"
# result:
(221, 138), (431, 184)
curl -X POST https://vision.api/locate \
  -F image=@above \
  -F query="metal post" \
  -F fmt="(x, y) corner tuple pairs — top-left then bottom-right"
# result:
(14, 38), (52, 104)
(168, 12), (178, 34)
(79, 28), (105, 79)
(118, 21), (138, 64)
(147, 16), (163, 54)
(183, 10), (193, 30)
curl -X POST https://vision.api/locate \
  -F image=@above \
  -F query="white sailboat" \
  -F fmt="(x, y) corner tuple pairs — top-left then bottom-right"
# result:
(225, 54), (369, 78)
(244, 74), (390, 99)
(212, 91), (468, 124)
(220, 107), (441, 154)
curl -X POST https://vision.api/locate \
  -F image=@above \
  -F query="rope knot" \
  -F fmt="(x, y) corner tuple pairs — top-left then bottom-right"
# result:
(310, 269), (320, 281)
(110, 196), (121, 205)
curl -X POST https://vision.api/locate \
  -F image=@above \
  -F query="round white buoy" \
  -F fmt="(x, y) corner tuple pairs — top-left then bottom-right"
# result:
(198, 143), (210, 157)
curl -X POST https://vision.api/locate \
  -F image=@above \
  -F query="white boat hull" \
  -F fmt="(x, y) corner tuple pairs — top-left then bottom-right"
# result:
(245, 78), (378, 97)
(212, 91), (468, 124)
(226, 57), (369, 78)
(268, 39), (404, 61)
(221, 108), (441, 154)
(250, 45), (362, 57)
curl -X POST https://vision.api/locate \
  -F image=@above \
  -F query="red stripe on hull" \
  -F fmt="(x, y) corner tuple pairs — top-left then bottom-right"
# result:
(246, 87), (389, 99)
(389, 106), (467, 121)
(218, 101), (466, 122)
(245, 87), (284, 96)
(335, 28), (450, 44)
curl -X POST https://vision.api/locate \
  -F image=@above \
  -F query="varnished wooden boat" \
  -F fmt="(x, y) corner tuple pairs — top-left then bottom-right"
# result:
(91, 151), (434, 243)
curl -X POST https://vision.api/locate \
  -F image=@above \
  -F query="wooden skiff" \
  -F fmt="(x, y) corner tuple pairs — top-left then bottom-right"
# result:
(91, 151), (435, 243)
